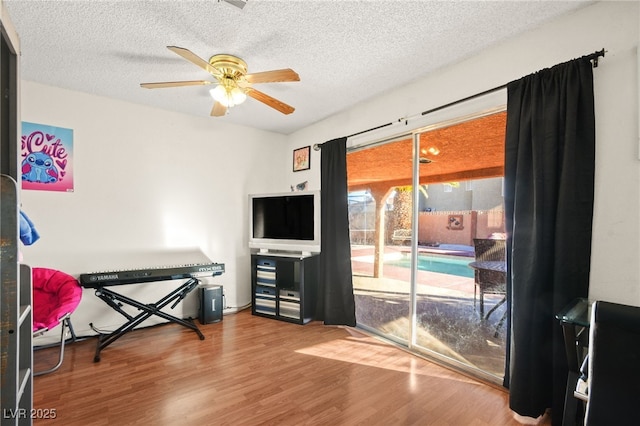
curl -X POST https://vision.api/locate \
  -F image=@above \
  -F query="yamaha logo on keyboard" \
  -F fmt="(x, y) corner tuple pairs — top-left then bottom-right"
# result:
(198, 265), (223, 272)
(92, 274), (119, 282)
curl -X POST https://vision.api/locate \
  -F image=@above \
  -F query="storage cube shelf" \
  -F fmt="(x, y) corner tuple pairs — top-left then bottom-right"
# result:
(251, 254), (319, 324)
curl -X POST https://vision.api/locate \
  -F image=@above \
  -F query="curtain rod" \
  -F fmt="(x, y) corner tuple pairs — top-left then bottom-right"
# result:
(313, 48), (605, 151)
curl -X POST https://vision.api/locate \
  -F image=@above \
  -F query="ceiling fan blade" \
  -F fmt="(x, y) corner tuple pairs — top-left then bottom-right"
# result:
(167, 46), (222, 78)
(244, 69), (300, 84)
(140, 80), (213, 89)
(211, 101), (227, 117)
(223, 0), (247, 9)
(247, 89), (295, 115)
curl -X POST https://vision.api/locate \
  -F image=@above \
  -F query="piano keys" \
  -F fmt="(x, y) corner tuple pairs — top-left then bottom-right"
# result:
(80, 262), (225, 288)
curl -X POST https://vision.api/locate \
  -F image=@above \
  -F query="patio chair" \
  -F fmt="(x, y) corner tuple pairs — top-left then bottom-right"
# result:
(470, 238), (506, 320)
(32, 267), (83, 376)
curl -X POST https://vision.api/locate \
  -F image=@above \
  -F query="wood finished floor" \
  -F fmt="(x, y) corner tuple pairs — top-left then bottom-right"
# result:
(33, 309), (537, 425)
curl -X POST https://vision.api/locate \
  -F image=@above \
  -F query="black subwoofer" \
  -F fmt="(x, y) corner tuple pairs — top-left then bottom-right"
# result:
(199, 285), (223, 324)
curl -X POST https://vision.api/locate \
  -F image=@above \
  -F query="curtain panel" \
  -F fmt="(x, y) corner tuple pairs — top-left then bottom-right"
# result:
(317, 137), (356, 326)
(504, 58), (595, 424)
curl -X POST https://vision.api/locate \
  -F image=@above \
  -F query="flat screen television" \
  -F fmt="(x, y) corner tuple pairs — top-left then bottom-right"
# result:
(249, 190), (321, 254)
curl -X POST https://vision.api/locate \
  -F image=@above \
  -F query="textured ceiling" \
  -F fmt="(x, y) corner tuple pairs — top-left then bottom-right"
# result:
(4, 0), (591, 135)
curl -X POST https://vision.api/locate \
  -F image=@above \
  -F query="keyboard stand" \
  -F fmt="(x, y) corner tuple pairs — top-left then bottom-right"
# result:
(91, 277), (204, 362)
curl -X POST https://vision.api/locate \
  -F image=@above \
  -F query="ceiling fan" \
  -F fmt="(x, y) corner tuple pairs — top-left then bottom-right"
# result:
(140, 46), (300, 116)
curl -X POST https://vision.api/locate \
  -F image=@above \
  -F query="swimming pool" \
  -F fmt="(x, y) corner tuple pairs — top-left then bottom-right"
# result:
(385, 254), (474, 278)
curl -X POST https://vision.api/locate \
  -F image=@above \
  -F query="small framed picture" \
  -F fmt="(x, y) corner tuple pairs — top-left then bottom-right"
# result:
(293, 146), (311, 172)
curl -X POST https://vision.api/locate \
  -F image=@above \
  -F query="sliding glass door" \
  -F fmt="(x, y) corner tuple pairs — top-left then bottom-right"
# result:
(349, 136), (414, 346)
(348, 110), (507, 383)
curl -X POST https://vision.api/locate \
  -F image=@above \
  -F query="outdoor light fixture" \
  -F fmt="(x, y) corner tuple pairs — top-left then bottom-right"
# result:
(421, 146), (440, 156)
(419, 146), (439, 164)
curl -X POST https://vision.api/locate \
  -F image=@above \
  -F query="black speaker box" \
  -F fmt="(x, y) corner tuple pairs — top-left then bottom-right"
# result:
(199, 285), (223, 324)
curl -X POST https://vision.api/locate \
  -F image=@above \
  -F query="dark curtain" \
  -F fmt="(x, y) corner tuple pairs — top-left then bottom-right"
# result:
(317, 136), (356, 326)
(504, 57), (595, 424)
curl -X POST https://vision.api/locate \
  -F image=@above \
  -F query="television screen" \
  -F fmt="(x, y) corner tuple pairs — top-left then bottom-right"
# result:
(249, 191), (321, 254)
(252, 194), (314, 240)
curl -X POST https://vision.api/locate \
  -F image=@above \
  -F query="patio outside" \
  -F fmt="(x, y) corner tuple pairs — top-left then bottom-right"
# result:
(351, 243), (507, 378)
(348, 179), (507, 380)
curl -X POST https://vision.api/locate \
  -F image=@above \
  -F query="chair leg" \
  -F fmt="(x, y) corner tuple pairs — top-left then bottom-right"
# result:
(474, 284), (477, 309)
(66, 317), (78, 343)
(494, 309), (508, 338)
(485, 296), (506, 320)
(34, 318), (70, 376)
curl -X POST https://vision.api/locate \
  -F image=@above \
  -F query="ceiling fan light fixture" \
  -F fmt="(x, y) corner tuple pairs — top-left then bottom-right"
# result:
(230, 87), (247, 104)
(210, 84), (225, 100)
(210, 83), (246, 107)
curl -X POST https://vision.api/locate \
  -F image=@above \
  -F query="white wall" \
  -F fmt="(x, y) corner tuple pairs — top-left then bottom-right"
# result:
(287, 1), (640, 306)
(20, 81), (289, 338)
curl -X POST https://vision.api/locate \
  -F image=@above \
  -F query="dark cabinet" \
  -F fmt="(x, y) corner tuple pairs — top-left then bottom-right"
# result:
(251, 254), (319, 324)
(1, 176), (33, 426)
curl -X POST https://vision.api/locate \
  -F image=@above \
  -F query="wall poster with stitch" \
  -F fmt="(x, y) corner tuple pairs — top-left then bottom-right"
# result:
(21, 121), (74, 192)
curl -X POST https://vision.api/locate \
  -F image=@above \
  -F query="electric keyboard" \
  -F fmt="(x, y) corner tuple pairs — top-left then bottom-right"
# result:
(80, 262), (225, 288)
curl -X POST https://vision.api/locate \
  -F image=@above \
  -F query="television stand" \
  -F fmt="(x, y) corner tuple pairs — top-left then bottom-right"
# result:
(251, 253), (319, 324)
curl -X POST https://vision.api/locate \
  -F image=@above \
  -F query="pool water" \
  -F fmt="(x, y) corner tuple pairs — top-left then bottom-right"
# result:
(385, 254), (474, 278)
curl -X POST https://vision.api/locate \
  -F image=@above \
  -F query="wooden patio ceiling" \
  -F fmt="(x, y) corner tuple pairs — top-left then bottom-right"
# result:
(347, 111), (506, 192)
